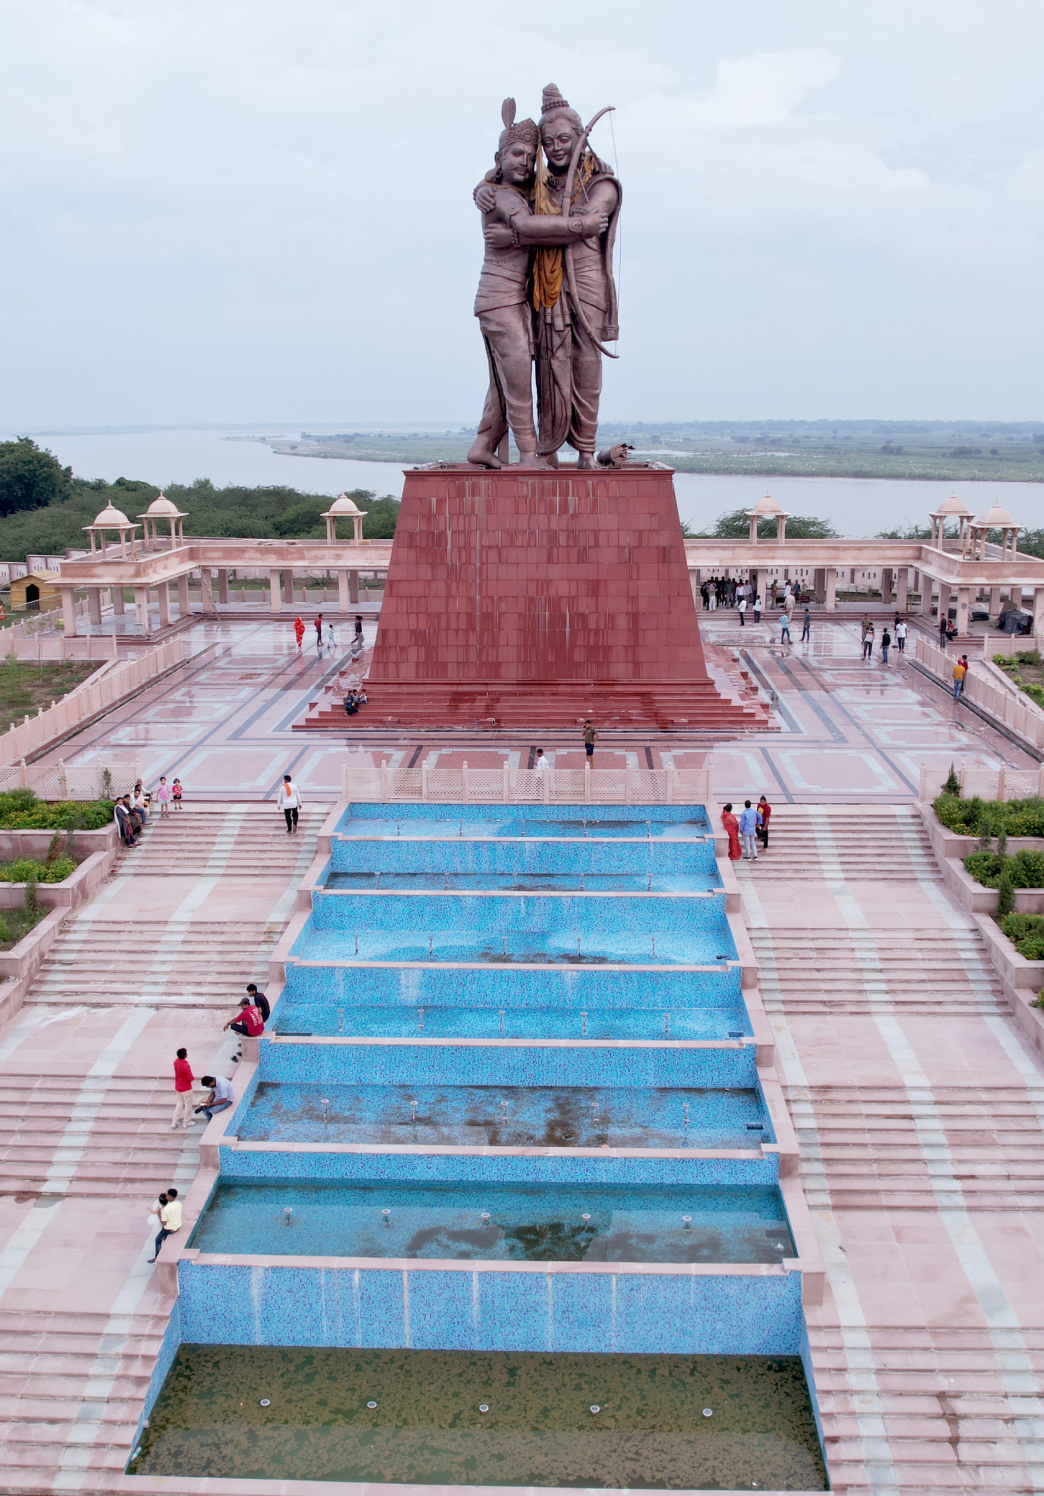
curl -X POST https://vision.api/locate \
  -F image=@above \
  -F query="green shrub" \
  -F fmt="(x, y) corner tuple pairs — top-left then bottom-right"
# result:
(965, 848), (1044, 888)
(0, 797), (113, 830)
(943, 764), (961, 797)
(0, 856), (76, 884)
(935, 794), (1044, 838)
(1017, 649), (1042, 666)
(997, 864), (1016, 918)
(999, 912), (1044, 960)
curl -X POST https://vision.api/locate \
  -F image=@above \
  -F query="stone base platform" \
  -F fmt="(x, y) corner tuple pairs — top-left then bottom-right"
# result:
(302, 677), (770, 730)
(322, 463), (767, 733)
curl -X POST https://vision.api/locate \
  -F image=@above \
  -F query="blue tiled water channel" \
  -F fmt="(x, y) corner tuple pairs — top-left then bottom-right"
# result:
(133, 803), (825, 1487)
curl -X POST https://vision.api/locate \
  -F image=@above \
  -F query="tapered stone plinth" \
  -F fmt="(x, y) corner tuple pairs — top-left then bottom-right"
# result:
(330, 465), (767, 730)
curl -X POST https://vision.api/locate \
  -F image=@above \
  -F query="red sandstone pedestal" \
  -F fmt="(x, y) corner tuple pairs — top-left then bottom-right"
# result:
(326, 465), (766, 731)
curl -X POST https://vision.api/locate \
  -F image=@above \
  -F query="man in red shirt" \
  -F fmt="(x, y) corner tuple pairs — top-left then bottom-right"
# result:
(756, 795), (772, 851)
(224, 997), (265, 1063)
(172, 1048), (195, 1129)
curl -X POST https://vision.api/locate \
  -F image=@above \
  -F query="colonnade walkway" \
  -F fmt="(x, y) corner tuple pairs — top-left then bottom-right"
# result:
(742, 805), (1044, 1492)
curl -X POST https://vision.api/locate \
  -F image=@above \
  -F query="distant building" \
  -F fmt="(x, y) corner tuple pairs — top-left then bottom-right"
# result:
(10, 570), (63, 613)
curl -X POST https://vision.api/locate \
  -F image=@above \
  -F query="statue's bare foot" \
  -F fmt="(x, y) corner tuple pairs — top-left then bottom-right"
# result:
(577, 453), (598, 469)
(516, 450), (551, 468)
(467, 442), (501, 469)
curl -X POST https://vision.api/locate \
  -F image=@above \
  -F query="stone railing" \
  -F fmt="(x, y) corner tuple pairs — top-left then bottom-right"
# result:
(913, 635), (1044, 752)
(342, 761), (712, 805)
(0, 637), (185, 769)
(918, 763), (1044, 803)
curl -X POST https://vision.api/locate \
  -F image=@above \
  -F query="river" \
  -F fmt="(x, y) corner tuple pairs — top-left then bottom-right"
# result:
(8, 427), (1044, 538)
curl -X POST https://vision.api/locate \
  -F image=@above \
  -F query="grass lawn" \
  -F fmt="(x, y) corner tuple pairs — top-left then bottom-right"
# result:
(0, 659), (100, 732)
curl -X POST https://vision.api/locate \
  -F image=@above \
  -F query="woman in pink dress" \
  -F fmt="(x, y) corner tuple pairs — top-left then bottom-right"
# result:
(721, 802), (742, 862)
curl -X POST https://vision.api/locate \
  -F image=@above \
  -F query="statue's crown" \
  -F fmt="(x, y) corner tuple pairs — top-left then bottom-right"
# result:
(499, 97), (539, 151)
(541, 83), (570, 115)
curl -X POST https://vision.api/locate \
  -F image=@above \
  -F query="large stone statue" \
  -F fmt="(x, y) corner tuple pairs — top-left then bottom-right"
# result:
(468, 86), (621, 470)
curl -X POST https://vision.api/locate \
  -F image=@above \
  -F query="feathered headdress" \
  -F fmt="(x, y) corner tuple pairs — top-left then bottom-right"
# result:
(498, 97), (539, 152)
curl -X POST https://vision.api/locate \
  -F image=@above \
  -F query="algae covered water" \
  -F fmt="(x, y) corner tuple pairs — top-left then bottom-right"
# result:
(130, 1346), (827, 1489)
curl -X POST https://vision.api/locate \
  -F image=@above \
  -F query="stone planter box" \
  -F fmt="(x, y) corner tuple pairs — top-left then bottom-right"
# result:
(941, 855), (1044, 916)
(918, 802), (1044, 863)
(0, 845), (118, 1028)
(0, 825), (115, 860)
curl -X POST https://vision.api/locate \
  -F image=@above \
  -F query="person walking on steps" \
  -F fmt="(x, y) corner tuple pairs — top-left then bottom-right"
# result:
(939, 613), (949, 649)
(738, 800), (759, 861)
(280, 773), (301, 834)
(756, 795), (772, 850)
(583, 721), (597, 761)
(171, 1048), (195, 1129)
(801, 607), (811, 642)
(171, 778), (183, 810)
(293, 616), (305, 652)
(156, 776), (171, 817)
(147, 1186), (181, 1262)
(881, 627), (891, 665)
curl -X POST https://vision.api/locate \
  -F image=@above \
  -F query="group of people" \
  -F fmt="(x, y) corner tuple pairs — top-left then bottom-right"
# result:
(721, 797), (772, 862)
(700, 577), (814, 614)
(860, 614), (908, 664)
(294, 614), (367, 655)
(114, 777), (183, 847)
(344, 686), (368, 716)
(154, 985), (270, 1261)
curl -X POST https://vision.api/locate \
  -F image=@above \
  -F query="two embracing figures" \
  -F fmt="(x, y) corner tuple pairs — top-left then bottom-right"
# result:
(467, 84), (621, 471)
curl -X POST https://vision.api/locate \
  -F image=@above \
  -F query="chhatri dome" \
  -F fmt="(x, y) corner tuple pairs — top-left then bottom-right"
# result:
(137, 491), (188, 549)
(968, 500), (1022, 561)
(322, 493), (365, 544)
(92, 502), (131, 527)
(973, 501), (1016, 528)
(745, 491), (790, 543)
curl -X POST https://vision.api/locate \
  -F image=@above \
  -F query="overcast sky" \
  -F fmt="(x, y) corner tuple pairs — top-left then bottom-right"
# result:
(1, 0), (1041, 428)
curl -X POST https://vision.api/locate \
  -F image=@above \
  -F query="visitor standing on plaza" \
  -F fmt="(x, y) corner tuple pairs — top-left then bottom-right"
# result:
(156, 776), (171, 816)
(171, 1047), (195, 1129)
(895, 619), (907, 653)
(326, 620), (336, 653)
(953, 657), (967, 700)
(583, 721), (597, 760)
(779, 611), (791, 644)
(280, 773), (301, 833)
(147, 1186), (181, 1263)
(293, 616), (305, 652)
(355, 614), (364, 645)
(801, 607), (811, 642)
(881, 628), (891, 664)
(738, 800), (759, 861)
(862, 621), (875, 659)
(939, 613), (949, 648)
(534, 748), (546, 784)
(756, 795), (772, 849)
(738, 596), (747, 626)
(721, 803), (741, 861)
(314, 614), (323, 649)
(753, 595), (762, 623)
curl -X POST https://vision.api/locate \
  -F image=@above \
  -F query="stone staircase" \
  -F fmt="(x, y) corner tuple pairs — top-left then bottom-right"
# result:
(0, 1306), (169, 1491)
(31, 919), (278, 1009)
(786, 1083), (1044, 1211)
(0, 801), (332, 1492)
(0, 1076), (201, 1197)
(810, 1323), (1044, 1493)
(118, 802), (329, 877)
(752, 929), (1005, 1016)
(737, 804), (936, 879)
(747, 802), (1044, 1492)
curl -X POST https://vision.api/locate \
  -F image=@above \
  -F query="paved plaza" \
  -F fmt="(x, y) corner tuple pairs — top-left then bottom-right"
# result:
(0, 616), (1041, 1491)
